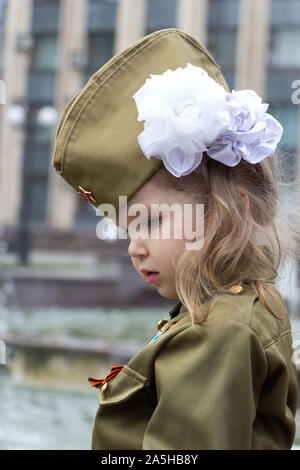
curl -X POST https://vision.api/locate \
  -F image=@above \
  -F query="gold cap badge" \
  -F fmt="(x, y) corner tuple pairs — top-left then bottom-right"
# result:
(78, 186), (97, 204)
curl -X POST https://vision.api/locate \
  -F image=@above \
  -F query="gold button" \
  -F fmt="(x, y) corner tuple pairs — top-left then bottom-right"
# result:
(229, 284), (244, 295)
(157, 319), (169, 331)
(101, 382), (108, 394)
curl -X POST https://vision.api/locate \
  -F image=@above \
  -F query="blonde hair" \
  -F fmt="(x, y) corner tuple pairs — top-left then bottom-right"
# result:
(151, 150), (300, 326)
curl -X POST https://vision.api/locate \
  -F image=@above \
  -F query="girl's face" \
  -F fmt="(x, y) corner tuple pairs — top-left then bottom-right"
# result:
(125, 173), (201, 299)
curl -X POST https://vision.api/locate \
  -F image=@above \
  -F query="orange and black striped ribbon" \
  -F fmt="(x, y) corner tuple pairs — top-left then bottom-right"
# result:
(88, 365), (125, 389)
(88, 320), (180, 387)
(164, 319), (179, 331)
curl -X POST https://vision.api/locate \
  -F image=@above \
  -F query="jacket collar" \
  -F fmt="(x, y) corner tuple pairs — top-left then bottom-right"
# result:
(168, 301), (184, 320)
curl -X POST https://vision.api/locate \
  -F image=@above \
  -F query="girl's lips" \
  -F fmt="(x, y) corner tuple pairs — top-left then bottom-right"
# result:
(145, 272), (159, 283)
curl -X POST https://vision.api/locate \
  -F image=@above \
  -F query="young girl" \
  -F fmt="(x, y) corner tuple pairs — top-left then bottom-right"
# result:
(51, 28), (299, 450)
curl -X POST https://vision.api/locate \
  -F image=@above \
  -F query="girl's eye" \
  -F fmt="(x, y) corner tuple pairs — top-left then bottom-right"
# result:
(147, 216), (161, 229)
(126, 216), (162, 237)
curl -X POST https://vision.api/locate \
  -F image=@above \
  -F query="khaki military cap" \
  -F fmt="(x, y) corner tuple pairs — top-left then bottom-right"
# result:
(51, 28), (230, 224)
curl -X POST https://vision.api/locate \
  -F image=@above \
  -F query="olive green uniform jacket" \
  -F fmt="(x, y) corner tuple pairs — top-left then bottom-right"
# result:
(91, 282), (298, 450)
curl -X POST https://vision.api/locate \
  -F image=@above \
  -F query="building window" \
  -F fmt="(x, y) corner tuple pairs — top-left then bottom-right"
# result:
(206, 30), (237, 68)
(269, 30), (300, 68)
(32, 35), (58, 71)
(85, 0), (116, 83)
(270, 0), (300, 26)
(208, 0), (240, 27)
(88, 0), (117, 32)
(146, 0), (177, 32)
(84, 32), (114, 82)
(32, 0), (60, 34)
(27, 105), (54, 145)
(207, 0), (240, 90)
(89, 33), (114, 68)
(28, 35), (58, 103)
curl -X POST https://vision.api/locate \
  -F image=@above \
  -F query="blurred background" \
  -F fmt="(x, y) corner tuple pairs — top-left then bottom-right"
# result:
(0, 0), (299, 450)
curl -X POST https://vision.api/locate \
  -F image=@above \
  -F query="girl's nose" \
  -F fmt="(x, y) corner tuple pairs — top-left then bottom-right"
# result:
(128, 238), (148, 258)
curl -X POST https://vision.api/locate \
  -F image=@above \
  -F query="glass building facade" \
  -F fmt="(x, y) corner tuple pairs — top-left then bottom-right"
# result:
(1, 0), (299, 229)
(22, 0), (60, 223)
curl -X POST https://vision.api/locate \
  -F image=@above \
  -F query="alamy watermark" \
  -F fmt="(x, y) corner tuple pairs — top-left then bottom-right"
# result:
(0, 80), (6, 105)
(95, 196), (204, 250)
(291, 80), (300, 104)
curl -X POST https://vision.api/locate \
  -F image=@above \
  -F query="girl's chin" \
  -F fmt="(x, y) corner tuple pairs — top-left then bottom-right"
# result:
(156, 284), (178, 299)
